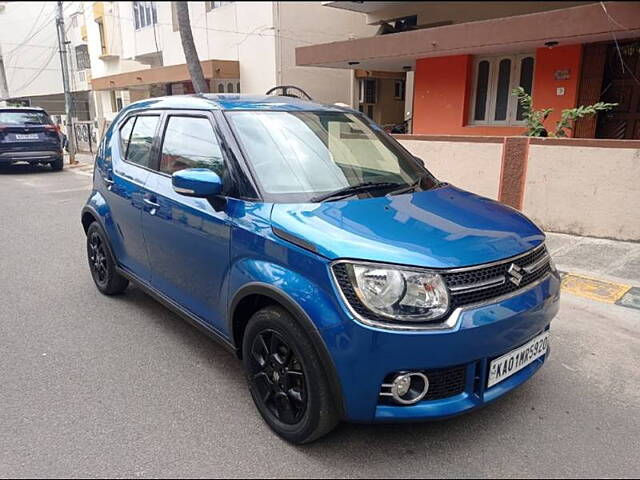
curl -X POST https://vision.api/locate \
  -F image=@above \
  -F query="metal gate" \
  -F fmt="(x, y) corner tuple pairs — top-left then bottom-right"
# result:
(74, 121), (97, 153)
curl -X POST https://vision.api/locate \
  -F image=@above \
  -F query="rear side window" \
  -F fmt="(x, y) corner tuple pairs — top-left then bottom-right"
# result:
(159, 116), (225, 176)
(126, 115), (159, 168)
(0, 110), (51, 125)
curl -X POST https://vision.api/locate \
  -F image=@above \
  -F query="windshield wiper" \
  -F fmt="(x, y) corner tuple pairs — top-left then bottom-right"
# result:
(310, 181), (400, 203)
(387, 177), (422, 196)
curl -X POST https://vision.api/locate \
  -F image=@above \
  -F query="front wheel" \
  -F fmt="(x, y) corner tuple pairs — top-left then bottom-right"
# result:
(242, 306), (339, 444)
(86, 222), (128, 295)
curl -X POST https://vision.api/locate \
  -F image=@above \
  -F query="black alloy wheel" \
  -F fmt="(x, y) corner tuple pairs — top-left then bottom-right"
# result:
(88, 230), (109, 288)
(242, 306), (339, 444)
(86, 222), (129, 295)
(249, 329), (307, 425)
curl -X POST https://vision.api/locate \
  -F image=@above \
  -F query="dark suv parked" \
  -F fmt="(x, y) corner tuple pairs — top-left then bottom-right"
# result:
(0, 107), (64, 170)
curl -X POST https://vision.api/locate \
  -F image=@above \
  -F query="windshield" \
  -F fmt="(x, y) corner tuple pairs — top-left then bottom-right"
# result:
(226, 111), (438, 202)
(0, 110), (51, 125)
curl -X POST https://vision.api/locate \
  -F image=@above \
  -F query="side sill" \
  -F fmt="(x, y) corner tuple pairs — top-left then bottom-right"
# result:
(115, 266), (238, 355)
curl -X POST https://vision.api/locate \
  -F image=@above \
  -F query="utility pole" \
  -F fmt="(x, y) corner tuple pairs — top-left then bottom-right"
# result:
(55, 1), (77, 164)
(176, 2), (208, 94)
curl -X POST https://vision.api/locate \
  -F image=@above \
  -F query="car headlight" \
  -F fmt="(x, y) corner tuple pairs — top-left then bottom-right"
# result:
(338, 262), (449, 322)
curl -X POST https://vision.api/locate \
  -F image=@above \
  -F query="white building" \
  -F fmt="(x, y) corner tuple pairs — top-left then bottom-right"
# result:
(85, 1), (376, 123)
(0, 1), (92, 122)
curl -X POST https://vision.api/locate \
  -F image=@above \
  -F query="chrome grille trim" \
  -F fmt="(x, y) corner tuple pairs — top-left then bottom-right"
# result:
(448, 275), (506, 293)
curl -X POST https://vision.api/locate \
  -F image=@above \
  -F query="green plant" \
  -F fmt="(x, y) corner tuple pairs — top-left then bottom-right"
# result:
(511, 86), (617, 137)
(554, 103), (618, 137)
(512, 87), (553, 137)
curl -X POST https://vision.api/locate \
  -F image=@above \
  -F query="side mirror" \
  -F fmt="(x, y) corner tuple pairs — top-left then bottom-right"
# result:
(414, 156), (425, 167)
(172, 168), (223, 198)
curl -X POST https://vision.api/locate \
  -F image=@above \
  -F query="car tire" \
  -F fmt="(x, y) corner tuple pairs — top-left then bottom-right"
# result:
(242, 305), (339, 444)
(51, 157), (64, 171)
(86, 222), (129, 295)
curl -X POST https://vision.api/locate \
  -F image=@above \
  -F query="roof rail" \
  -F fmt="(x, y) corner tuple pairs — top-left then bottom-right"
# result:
(265, 85), (313, 101)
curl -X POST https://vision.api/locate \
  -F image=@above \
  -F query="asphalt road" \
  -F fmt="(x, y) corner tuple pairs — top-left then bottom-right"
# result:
(1, 164), (639, 478)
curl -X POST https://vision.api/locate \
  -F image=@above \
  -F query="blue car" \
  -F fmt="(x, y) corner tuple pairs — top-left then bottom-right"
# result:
(81, 94), (560, 443)
(0, 107), (64, 170)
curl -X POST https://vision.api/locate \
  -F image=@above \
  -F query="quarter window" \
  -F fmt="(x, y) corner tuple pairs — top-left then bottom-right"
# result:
(160, 116), (225, 176)
(470, 53), (535, 125)
(119, 116), (135, 156)
(126, 115), (160, 168)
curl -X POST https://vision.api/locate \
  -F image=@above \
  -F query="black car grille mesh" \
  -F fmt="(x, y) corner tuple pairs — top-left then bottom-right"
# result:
(443, 245), (551, 309)
(332, 245), (551, 326)
(379, 365), (467, 405)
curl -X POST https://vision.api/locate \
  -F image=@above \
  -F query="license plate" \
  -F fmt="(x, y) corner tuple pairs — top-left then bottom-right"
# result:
(15, 134), (39, 140)
(487, 331), (549, 388)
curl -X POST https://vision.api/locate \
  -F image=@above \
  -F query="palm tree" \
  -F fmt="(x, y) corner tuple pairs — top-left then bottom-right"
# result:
(176, 2), (208, 93)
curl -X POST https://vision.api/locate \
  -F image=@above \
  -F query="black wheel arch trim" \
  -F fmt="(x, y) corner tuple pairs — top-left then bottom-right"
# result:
(229, 282), (346, 418)
(81, 206), (118, 268)
(81, 205), (104, 233)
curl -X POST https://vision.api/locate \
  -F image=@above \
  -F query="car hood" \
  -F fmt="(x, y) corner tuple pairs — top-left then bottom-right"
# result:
(270, 185), (544, 268)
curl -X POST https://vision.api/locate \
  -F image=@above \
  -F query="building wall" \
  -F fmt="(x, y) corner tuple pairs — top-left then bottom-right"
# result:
(398, 138), (502, 199)
(0, 1), (88, 99)
(532, 44), (583, 131)
(397, 134), (640, 241)
(412, 45), (583, 136)
(107, 1), (372, 101)
(375, 77), (405, 126)
(276, 1), (377, 104)
(523, 143), (640, 241)
(84, 1), (150, 122)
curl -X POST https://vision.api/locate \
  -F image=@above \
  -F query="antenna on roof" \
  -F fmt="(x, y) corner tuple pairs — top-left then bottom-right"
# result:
(265, 85), (313, 101)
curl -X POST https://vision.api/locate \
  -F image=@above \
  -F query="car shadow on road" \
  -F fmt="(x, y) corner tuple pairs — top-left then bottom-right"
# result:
(0, 163), (57, 175)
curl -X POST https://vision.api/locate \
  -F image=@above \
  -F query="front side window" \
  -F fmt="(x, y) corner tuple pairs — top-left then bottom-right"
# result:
(470, 53), (535, 125)
(160, 116), (225, 176)
(126, 115), (159, 168)
(226, 111), (437, 201)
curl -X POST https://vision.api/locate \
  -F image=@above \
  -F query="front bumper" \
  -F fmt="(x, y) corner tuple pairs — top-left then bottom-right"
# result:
(323, 272), (561, 422)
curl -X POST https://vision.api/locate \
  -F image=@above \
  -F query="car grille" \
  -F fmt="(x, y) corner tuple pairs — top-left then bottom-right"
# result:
(443, 245), (551, 309)
(332, 244), (551, 326)
(379, 365), (467, 405)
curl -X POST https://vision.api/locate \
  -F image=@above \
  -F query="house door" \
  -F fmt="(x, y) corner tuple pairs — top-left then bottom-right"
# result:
(596, 41), (640, 139)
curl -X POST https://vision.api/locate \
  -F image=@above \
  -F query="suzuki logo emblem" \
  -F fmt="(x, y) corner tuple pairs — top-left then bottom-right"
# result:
(507, 263), (524, 286)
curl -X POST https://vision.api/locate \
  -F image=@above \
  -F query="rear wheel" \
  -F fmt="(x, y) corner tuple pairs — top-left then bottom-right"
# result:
(86, 222), (128, 295)
(242, 306), (339, 444)
(50, 157), (63, 171)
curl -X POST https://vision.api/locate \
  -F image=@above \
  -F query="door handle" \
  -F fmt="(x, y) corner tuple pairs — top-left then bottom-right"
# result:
(143, 196), (160, 215)
(103, 174), (114, 190)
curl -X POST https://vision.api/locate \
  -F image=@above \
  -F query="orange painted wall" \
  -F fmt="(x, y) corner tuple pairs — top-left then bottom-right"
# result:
(530, 44), (583, 131)
(412, 45), (583, 136)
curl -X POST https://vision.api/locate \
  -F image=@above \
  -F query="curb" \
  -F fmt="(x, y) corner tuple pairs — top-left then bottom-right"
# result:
(559, 272), (639, 311)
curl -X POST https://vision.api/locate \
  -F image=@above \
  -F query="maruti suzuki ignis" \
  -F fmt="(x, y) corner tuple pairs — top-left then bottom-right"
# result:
(81, 94), (560, 444)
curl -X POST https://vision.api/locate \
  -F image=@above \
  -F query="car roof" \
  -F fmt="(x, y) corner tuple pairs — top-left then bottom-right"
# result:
(121, 94), (358, 114)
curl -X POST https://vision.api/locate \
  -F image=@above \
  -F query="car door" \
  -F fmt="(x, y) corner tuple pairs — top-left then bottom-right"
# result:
(141, 112), (232, 329)
(98, 113), (161, 282)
